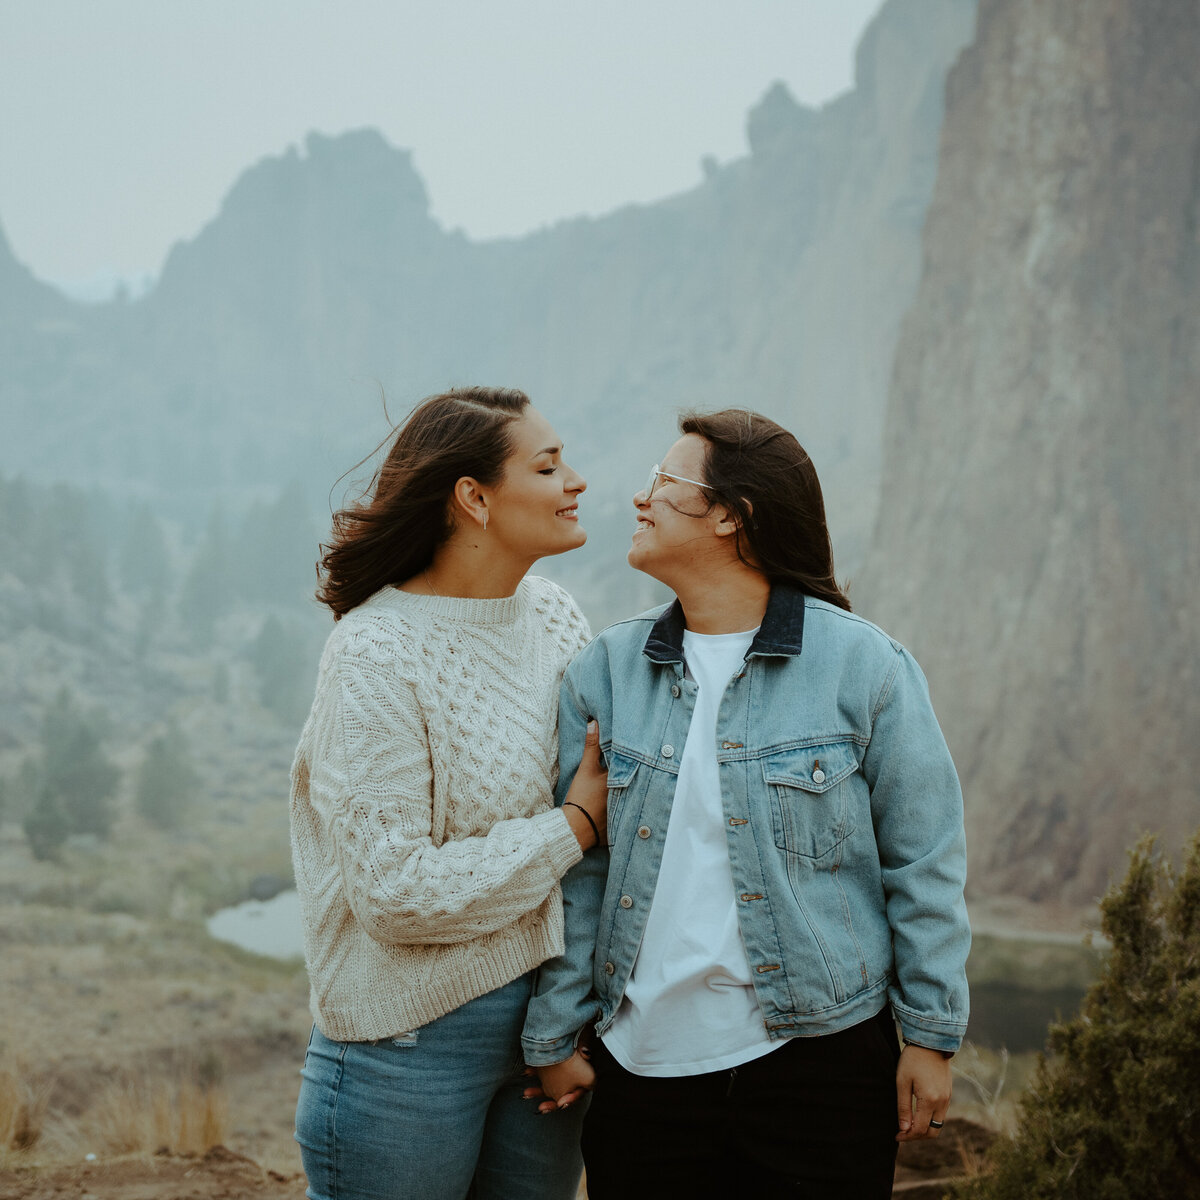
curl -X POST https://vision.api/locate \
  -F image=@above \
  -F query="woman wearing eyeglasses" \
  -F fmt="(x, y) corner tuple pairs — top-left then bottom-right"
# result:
(520, 409), (969, 1199)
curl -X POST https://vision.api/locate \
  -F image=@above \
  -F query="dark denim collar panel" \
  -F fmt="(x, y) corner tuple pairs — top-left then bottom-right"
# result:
(642, 583), (807, 664)
(748, 583), (807, 658)
(642, 599), (688, 664)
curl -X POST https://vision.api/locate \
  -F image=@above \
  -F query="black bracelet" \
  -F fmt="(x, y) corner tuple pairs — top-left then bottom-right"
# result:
(563, 802), (603, 848)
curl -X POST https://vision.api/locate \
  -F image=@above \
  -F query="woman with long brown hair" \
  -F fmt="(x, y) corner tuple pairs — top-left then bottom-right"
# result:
(291, 386), (608, 1200)
(523, 409), (970, 1199)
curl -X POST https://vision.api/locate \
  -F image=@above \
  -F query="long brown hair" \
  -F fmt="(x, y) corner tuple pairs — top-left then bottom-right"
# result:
(317, 387), (529, 618)
(679, 409), (851, 611)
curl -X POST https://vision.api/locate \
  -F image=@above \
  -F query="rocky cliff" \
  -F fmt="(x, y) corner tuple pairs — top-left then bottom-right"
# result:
(858, 0), (1200, 903)
(0, 0), (976, 623)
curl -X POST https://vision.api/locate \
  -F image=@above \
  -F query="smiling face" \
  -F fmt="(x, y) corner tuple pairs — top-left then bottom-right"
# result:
(628, 433), (731, 586)
(485, 406), (587, 561)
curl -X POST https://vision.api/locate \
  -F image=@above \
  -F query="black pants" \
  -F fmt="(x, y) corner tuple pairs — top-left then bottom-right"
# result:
(581, 1005), (900, 1200)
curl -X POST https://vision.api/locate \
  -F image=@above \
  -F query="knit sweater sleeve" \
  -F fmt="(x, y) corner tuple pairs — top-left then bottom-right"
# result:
(303, 633), (584, 947)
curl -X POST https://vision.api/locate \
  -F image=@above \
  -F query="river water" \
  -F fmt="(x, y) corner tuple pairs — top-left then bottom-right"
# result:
(207, 889), (304, 959)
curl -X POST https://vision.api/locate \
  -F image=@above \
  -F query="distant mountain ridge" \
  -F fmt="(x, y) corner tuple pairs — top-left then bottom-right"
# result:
(0, 223), (73, 324)
(0, 0), (977, 617)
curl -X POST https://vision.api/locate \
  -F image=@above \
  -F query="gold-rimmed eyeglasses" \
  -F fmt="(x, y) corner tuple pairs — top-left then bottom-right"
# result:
(644, 464), (715, 500)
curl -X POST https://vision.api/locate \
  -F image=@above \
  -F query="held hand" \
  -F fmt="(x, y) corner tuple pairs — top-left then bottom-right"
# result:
(896, 1044), (952, 1141)
(563, 720), (608, 850)
(523, 1050), (596, 1115)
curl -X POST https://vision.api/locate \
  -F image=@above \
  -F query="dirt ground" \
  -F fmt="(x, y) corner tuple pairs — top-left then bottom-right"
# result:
(0, 1124), (993, 1199)
(0, 1144), (303, 1199)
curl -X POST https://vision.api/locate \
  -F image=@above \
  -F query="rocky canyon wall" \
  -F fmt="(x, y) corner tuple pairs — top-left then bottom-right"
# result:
(858, 0), (1200, 903)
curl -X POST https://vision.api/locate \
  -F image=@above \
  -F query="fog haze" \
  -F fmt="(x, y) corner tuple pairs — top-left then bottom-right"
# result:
(0, 0), (880, 289)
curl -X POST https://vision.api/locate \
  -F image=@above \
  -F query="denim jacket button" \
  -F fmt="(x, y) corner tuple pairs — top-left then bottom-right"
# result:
(670, 684), (681, 698)
(661, 744), (674, 758)
(619, 895), (633, 909)
(604, 961), (615, 975)
(812, 768), (826, 784)
(637, 825), (651, 839)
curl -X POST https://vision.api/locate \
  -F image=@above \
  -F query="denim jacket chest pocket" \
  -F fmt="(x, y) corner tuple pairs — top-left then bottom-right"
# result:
(762, 741), (861, 860)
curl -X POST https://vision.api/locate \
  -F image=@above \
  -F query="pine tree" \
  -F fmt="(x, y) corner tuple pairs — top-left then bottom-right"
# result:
(50, 484), (112, 614)
(234, 481), (318, 606)
(954, 832), (1200, 1199)
(118, 501), (172, 598)
(13, 757), (40, 816)
(212, 660), (231, 705)
(67, 539), (113, 614)
(249, 614), (310, 724)
(178, 505), (232, 646)
(133, 585), (168, 661)
(0, 476), (35, 583)
(37, 689), (121, 840)
(135, 724), (200, 830)
(23, 786), (69, 861)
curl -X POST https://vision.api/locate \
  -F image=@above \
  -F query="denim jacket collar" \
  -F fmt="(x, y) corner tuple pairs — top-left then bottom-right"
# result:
(642, 582), (807, 665)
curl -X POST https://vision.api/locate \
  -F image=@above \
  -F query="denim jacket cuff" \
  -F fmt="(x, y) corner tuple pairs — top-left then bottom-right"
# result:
(891, 1002), (967, 1055)
(520, 1031), (580, 1068)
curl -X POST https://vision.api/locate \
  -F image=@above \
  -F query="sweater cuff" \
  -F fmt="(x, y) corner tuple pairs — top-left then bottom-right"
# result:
(540, 807), (584, 877)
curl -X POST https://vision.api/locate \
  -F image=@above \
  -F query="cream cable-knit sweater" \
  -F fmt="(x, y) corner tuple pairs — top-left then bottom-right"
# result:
(290, 574), (591, 1041)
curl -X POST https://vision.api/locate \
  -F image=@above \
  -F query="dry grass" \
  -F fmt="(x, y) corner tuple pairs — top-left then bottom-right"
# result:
(950, 1043), (1041, 1136)
(41, 1071), (228, 1160)
(3, 1053), (228, 1164)
(952, 1126), (993, 1182)
(0, 1059), (52, 1160)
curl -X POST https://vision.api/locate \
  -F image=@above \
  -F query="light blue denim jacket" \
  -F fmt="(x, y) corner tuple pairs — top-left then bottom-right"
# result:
(521, 585), (970, 1066)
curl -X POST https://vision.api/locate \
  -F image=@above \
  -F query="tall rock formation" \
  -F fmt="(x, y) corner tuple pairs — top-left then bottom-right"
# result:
(859, 0), (1200, 903)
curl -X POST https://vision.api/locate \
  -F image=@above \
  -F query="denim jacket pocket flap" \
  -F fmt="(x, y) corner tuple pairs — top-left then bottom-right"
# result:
(603, 751), (640, 841)
(761, 742), (858, 793)
(763, 742), (859, 860)
(605, 751), (639, 790)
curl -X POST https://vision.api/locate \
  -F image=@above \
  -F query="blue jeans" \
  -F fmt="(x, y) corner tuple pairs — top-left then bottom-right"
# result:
(295, 974), (586, 1200)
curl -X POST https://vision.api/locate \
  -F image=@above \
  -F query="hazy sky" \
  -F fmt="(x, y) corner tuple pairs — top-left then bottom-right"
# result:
(1, 1), (881, 289)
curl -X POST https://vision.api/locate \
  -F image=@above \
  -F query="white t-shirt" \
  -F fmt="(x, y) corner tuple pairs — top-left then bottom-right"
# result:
(603, 626), (784, 1076)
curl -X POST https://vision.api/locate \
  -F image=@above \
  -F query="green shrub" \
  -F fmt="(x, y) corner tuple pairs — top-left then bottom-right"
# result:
(954, 831), (1200, 1199)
